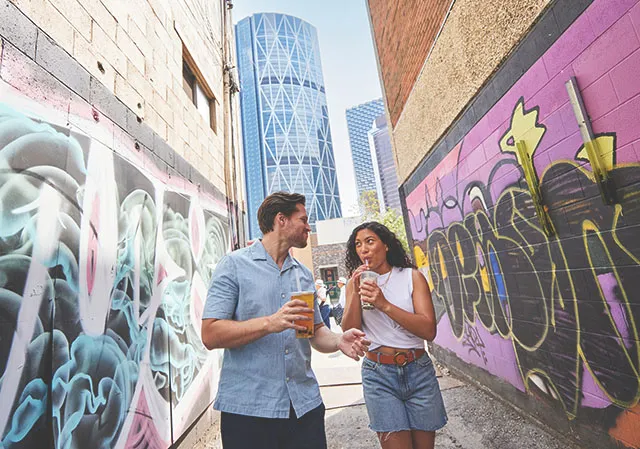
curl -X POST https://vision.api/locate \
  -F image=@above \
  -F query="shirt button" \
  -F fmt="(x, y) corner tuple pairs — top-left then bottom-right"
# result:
(285, 349), (289, 354)
(286, 377), (290, 382)
(281, 294), (285, 298)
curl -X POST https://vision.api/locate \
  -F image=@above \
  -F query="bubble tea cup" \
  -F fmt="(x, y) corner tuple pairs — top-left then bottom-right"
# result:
(360, 259), (377, 310)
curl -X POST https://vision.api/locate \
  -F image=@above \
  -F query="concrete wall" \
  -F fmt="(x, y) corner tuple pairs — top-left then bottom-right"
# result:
(397, 0), (640, 447)
(0, 0), (243, 447)
(316, 216), (362, 246)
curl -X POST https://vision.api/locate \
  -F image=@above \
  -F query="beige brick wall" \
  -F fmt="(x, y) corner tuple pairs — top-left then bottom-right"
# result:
(9, 0), (229, 194)
(369, 0), (550, 182)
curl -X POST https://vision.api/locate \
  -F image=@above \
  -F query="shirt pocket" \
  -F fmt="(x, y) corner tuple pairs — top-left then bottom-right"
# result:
(235, 283), (270, 319)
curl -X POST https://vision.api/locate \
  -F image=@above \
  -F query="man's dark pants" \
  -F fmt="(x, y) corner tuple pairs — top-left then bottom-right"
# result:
(220, 403), (327, 449)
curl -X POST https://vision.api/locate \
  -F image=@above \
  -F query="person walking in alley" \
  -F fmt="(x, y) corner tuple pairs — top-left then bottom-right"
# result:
(315, 279), (332, 328)
(341, 221), (447, 449)
(201, 191), (370, 449)
(331, 276), (347, 327)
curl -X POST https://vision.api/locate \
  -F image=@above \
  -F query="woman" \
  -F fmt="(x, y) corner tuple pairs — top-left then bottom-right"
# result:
(341, 222), (447, 449)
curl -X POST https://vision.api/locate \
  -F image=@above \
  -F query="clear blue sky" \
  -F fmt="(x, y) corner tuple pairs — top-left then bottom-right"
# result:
(231, 0), (383, 215)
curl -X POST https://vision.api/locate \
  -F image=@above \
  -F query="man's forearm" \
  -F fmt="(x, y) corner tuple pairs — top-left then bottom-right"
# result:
(202, 317), (272, 349)
(309, 325), (340, 353)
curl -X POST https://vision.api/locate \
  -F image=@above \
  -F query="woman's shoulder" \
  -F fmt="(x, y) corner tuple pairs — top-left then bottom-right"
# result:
(396, 266), (419, 277)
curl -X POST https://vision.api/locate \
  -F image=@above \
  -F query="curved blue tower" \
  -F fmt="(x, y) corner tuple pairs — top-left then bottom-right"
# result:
(236, 13), (342, 239)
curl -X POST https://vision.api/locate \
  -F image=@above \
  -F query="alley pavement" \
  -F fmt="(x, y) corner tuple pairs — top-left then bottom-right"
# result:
(194, 318), (580, 449)
(316, 319), (580, 449)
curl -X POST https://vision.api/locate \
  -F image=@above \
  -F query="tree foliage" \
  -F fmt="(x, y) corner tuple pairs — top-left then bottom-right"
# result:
(352, 190), (409, 252)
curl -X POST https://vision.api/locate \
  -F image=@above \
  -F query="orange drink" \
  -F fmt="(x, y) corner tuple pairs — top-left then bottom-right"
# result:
(292, 291), (314, 338)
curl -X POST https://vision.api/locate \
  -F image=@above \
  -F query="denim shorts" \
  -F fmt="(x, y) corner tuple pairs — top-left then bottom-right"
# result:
(361, 352), (448, 433)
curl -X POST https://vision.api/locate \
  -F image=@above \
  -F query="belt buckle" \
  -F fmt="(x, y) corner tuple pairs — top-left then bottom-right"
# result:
(393, 351), (409, 367)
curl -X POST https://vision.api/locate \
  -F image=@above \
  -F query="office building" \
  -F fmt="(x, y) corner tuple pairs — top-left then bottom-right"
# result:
(236, 13), (342, 238)
(369, 114), (401, 211)
(346, 99), (385, 204)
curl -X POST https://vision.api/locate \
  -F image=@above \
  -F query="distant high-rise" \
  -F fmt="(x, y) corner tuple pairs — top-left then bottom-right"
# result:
(346, 99), (386, 204)
(369, 114), (401, 212)
(235, 13), (342, 239)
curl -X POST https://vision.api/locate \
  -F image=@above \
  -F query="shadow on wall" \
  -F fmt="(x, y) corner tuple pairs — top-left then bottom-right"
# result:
(0, 100), (228, 448)
(404, 0), (640, 447)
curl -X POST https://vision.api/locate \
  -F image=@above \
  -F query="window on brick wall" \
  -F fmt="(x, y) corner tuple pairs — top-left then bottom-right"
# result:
(182, 45), (218, 134)
(182, 62), (196, 103)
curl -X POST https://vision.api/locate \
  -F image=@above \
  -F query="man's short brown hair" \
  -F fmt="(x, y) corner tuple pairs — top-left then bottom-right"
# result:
(258, 191), (306, 234)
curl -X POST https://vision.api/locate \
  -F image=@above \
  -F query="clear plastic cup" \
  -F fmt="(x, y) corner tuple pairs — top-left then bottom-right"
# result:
(359, 271), (378, 310)
(291, 291), (315, 338)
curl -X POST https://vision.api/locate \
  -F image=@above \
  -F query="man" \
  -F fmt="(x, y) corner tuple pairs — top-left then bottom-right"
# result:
(332, 277), (347, 327)
(201, 191), (369, 449)
(315, 279), (331, 329)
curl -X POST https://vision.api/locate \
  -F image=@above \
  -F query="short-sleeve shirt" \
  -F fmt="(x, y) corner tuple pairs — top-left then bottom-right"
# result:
(203, 240), (323, 419)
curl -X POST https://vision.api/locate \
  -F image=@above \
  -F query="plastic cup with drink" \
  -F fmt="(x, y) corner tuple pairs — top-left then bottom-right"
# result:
(360, 259), (377, 310)
(292, 270), (314, 338)
(292, 291), (315, 338)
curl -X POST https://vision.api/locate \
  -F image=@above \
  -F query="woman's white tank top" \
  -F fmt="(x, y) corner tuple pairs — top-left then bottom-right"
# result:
(361, 267), (426, 351)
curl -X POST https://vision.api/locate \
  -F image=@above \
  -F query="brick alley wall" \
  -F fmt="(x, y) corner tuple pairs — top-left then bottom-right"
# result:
(368, 0), (551, 182)
(393, 0), (640, 447)
(312, 243), (349, 281)
(367, 0), (451, 128)
(7, 0), (231, 193)
(0, 0), (242, 447)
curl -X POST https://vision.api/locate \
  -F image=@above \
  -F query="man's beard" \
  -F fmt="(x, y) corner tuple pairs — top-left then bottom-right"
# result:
(292, 234), (308, 248)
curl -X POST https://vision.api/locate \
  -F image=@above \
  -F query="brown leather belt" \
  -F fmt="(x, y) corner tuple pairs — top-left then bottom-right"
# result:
(365, 349), (426, 367)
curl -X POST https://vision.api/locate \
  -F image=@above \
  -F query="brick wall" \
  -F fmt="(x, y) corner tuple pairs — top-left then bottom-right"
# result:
(402, 0), (640, 447)
(0, 0), (241, 447)
(367, 0), (451, 127)
(7, 0), (229, 193)
(369, 0), (551, 183)
(312, 243), (349, 280)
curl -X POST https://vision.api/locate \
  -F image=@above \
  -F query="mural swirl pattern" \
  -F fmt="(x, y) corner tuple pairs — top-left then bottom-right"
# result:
(0, 102), (228, 449)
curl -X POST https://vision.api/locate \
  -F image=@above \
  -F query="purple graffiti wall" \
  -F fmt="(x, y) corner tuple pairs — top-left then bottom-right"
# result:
(405, 0), (640, 447)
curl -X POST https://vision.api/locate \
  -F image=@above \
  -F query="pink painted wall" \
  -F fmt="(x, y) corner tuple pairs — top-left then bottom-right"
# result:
(405, 1), (640, 447)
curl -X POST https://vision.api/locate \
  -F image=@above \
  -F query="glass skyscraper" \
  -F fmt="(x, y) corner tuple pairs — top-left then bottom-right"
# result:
(346, 99), (386, 204)
(236, 13), (342, 239)
(369, 114), (401, 212)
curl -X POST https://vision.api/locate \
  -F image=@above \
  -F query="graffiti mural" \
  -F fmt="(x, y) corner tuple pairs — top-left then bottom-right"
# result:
(0, 94), (229, 449)
(405, 0), (640, 447)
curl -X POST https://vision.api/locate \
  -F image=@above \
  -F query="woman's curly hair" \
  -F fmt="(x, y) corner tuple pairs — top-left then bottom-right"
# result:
(345, 221), (414, 276)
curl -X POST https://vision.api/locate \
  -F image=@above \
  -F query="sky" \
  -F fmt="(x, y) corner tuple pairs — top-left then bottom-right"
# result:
(231, 0), (383, 215)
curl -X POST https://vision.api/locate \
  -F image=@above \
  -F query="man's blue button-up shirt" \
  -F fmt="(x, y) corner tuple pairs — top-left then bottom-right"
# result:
(203, 240), (323, 419)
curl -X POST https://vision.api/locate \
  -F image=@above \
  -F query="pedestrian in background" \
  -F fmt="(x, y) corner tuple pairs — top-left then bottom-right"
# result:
(331, 276), (347, 327)
(201, 192), (370, 449)
(315, 279), (332, 329)
(341, 221), (447, 449)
